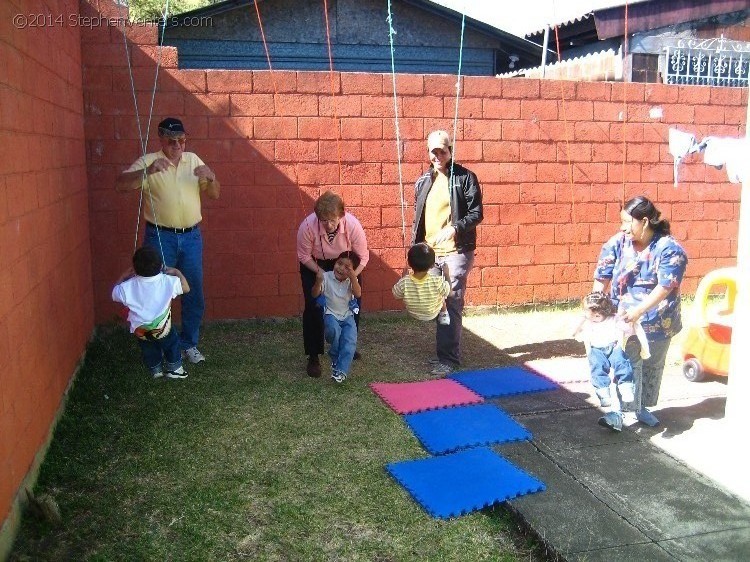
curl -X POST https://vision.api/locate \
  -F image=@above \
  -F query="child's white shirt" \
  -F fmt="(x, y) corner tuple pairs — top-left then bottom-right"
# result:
(576, 316), (650, 359)
(577, 317), (621, 348)
(112, 273), (184, 333)
(321, 271), (353, 321)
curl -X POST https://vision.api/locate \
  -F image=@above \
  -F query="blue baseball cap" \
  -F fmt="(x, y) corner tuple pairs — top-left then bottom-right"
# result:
(158, 117), (186, 136)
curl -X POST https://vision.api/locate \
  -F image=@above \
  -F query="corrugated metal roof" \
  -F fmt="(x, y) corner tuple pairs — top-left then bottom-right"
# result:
(525, 0), (750, 41)
(595, 0), (750, 40)
(525, 12), (595, 39)
(498, 46), (621, 81)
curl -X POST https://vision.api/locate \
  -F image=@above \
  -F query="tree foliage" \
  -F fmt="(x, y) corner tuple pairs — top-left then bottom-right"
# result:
(125, 0), (215, 21)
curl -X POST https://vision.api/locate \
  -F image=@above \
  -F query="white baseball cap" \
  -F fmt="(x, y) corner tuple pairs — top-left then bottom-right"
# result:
(427, 130), (451, 151)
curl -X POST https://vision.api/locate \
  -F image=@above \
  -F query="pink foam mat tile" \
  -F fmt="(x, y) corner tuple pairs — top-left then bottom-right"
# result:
(369, 379), (484, 414)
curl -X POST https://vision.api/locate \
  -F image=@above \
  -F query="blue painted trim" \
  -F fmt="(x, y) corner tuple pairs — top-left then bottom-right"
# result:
(167, 39), (496, 75)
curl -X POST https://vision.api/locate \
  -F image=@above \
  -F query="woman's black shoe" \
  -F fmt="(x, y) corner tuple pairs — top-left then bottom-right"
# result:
(306, 355), (321, 377)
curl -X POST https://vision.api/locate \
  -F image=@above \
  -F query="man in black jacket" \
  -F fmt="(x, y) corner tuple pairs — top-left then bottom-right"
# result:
(412, 130), (483, 375)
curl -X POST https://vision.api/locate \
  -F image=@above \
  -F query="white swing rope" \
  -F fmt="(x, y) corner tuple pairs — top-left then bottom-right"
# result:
(449, 9), (466, 189)
(386, 2), (467, 257)
(121, 0), (172, 261)
(386, 0), (407, 253)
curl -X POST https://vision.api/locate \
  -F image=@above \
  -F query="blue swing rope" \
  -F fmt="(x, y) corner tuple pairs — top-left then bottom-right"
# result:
(120, 0), (172, 263)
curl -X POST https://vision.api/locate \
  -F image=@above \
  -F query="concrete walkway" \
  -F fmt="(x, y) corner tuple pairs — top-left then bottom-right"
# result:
(463, 314), (750, 561)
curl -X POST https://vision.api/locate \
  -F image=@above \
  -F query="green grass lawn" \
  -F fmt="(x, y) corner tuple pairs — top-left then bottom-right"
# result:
(10, 315), (542, 561)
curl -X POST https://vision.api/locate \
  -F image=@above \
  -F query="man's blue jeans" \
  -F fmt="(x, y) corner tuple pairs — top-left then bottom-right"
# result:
(324, 314), (357, 375)
(145, 225), (204, 350)
(138, 327), (182, 375)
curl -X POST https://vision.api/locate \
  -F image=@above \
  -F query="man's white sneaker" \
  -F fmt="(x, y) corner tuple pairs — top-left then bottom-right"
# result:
(184, 347), (205, 364)
(430, 362), (454, 377)
(595, 387), (612, 408)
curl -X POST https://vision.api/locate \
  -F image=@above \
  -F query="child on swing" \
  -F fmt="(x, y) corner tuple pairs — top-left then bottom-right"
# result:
(311, 251), (362, 383)
(112, 245), (190, 380)
(573, 291), (649, 431)
(392, 242), (451, 325)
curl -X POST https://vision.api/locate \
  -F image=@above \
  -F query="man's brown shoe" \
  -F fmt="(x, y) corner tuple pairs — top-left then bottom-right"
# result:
(306, 355), (321, 377)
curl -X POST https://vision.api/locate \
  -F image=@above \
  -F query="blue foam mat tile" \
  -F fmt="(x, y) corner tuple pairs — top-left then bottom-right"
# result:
(449, 365), (558, 398)
(386, 447), (546, 519)
(404, 403), (531, 455)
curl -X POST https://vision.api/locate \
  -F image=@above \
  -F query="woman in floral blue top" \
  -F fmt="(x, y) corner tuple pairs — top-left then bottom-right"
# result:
(593, 196), (688, 429)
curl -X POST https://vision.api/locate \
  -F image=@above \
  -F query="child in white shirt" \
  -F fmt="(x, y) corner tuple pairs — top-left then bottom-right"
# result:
(573, 291), (649, 430)
(112, 246), (190, 379)
(311, 251), (362, 383)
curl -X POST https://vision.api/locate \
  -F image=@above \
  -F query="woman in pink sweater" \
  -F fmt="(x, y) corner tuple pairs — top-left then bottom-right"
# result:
(297, 191), (369, 377)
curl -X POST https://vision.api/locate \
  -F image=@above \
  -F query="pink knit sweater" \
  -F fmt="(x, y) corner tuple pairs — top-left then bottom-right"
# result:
(296, 212), (369, 269)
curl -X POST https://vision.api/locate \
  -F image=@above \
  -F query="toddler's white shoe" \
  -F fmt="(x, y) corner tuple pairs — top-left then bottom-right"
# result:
(618, 383), (635, 404)
(166, 366), (188, 380)
(595, 387), (612, 408)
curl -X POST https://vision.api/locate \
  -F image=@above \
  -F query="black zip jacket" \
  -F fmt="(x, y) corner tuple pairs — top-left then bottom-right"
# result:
(411, 161), (483, 253)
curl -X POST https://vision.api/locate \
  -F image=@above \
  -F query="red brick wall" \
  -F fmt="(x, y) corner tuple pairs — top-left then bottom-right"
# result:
(0, 0), (94, 523)
(0, 0), (742, 544)
(84, 4), (742, 326)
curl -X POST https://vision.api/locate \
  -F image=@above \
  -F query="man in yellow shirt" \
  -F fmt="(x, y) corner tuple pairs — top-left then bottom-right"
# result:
(412, 130), (483, 376)
(116, 117), (220, 364)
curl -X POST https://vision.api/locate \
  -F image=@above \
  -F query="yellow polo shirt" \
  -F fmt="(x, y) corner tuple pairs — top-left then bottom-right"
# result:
(424, 171), (456, 256)
(125, 151), (205, 229)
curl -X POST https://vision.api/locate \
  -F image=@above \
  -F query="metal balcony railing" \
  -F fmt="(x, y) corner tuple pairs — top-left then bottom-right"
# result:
(664, 35), (750, 87)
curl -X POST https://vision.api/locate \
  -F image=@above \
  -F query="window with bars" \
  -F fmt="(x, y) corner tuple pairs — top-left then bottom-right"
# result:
(664, 36), (750, 87)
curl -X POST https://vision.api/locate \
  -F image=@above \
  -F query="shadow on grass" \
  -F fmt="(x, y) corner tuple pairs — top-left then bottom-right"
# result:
(10, 314), (550, 562)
